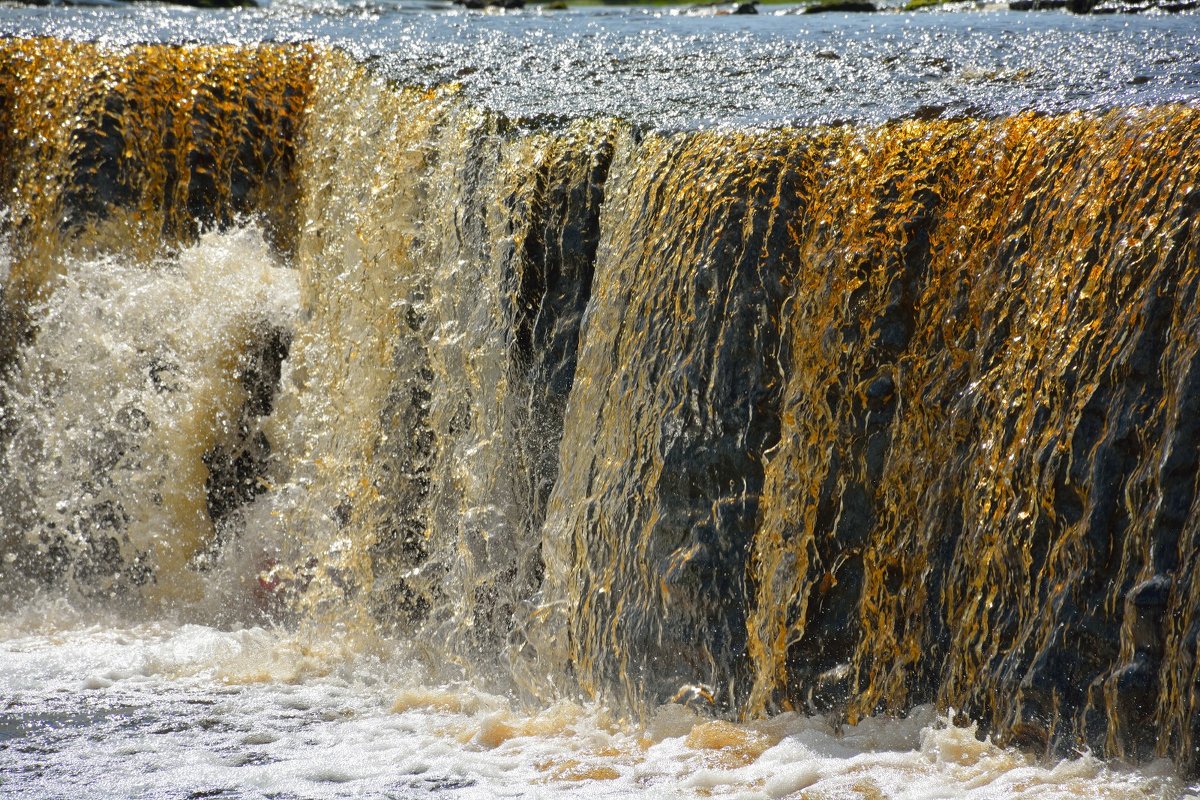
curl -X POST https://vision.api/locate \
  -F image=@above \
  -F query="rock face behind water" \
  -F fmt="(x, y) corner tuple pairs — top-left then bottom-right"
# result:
(525, 108), (1200, 776)
(742, 112), (1200, 773)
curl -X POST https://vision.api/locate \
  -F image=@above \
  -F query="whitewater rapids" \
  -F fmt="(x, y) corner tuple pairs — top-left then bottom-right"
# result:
(0, 603), (1188, 800)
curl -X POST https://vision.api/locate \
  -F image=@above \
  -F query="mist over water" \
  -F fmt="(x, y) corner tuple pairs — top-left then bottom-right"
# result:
(0, 5), (1198, 797)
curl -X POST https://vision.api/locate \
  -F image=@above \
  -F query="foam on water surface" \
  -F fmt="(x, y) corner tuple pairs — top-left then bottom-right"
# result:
(0, 609), (1188, 799)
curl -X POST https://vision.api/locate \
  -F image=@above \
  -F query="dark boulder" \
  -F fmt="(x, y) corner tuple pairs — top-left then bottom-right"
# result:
(803, 1), (876, 11)
(454, 0), (525, 8)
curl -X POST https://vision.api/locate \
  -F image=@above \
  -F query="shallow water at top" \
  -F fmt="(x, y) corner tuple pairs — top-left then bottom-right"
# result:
(0, 3), (1198, 128)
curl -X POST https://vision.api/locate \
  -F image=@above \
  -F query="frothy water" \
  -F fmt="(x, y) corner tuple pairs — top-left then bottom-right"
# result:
(1, 227), (298, 617)
(0, 605), (1186, 799)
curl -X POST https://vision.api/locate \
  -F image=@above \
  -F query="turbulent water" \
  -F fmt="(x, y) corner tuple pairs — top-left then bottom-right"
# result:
(0, 6), (1199, 798)
(1, 611), (1189, 799)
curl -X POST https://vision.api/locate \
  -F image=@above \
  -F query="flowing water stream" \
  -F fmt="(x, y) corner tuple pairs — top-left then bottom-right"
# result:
(0, 7), (1199, 797)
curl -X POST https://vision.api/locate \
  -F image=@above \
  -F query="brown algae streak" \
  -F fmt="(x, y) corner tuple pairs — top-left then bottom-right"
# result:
(744, 109), (1200, 769)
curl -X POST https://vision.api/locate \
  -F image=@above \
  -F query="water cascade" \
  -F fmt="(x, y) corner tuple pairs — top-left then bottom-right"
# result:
(2, 35), (1200, 785)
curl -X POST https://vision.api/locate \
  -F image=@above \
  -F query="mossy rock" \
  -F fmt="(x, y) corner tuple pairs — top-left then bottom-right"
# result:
(903, 0), (970, 10)
(802, 0), (875, 11)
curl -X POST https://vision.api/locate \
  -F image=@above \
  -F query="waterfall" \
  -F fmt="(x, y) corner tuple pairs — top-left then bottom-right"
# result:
(742, 112), (1200, 766)
(2, 37), (1199, 776)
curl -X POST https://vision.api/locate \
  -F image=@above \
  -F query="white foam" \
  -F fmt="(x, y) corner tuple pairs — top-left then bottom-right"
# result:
(1, 225), (300, 619)
(0, 599), (1184, 797)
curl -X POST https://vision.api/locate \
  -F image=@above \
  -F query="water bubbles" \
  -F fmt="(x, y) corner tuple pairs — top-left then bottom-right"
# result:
(1, 226), (298, 611)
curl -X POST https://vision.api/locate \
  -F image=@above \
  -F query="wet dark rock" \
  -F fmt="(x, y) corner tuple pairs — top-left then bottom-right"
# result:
(911, 104), (948, 121)
(240, 326), (292, 419)
(1127, 575), (1171, 655)
(732, 2), (758, 12)
(511, 134), (615, 533)
(200, 325), (291, 561)
(455, 0), (525, 8)
(806, 663), (852, 713)
(1111, 652), (1162, 760)
(1007, 711), (1051, 754)
(1007, 0), (1070, 8)
(863, 372), (896, 412)
(803, 1), (876, 12)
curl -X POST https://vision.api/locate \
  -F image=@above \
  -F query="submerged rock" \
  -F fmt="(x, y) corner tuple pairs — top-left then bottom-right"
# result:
(803, 1), (876, 10)
(454, 0), (525, 9)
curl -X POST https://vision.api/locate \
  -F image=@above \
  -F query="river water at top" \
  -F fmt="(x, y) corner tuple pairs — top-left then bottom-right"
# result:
(0, 3), (1198, 128)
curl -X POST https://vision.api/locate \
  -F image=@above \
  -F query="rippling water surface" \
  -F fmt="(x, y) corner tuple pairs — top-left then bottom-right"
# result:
(0, 4), (1198, 127)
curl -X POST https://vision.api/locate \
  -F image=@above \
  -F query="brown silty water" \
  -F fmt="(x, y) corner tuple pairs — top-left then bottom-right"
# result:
(1, 36), (1199, 777)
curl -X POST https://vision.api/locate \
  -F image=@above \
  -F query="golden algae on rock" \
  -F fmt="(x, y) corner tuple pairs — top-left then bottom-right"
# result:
(745, 119), (977, 719)
(0, 38), (314, 362)
(745, 107), (1200, 769)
